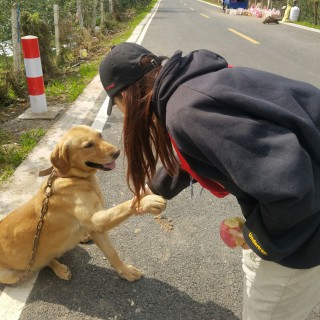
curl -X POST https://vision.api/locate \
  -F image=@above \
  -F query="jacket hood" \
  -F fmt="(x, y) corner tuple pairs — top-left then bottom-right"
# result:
(152, 49), (228, 124)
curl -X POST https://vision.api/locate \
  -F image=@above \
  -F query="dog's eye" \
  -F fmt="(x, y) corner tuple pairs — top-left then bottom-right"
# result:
(84, 142), (94, 148)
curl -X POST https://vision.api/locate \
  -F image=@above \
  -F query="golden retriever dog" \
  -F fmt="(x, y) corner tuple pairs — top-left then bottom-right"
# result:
(0, 125), (166, 285)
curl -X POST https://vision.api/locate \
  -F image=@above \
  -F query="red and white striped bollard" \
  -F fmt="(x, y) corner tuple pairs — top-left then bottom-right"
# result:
(21, 35), (48, 113)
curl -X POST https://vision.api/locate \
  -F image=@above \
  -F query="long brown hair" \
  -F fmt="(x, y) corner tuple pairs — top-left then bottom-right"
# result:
(120, 56), (178, 200)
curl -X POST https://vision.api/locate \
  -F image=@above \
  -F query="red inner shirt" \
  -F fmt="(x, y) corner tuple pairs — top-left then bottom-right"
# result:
(169, 135), (229, 198)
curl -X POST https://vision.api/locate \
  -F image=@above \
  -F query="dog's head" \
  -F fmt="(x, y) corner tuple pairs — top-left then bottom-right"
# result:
(50, 125), (120, 177)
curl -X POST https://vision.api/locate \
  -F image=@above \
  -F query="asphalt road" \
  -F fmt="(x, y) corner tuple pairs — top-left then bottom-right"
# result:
(2, 0), (320, 319)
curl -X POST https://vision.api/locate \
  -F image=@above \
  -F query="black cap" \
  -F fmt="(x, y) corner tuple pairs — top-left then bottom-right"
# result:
(99, 42), (166, 116)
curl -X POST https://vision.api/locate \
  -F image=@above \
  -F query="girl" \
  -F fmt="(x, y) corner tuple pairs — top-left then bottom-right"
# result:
(99, 42), (320, 320)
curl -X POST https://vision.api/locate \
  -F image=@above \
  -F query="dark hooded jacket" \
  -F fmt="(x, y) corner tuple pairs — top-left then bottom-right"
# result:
(149, 49), (320, 269)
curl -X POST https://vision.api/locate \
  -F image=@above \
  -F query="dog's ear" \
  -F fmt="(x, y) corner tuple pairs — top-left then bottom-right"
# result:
(50, 139), (70, 175)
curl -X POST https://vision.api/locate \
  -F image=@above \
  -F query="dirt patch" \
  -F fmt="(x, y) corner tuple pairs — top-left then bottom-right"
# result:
(0, 101), (29, 125)
(0, 99), (68, 141)
(154, 215), (174, 231)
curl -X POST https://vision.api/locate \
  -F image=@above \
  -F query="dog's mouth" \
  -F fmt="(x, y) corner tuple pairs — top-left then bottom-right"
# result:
(86, 150), (120, 171)
(85, 161), (116, 171)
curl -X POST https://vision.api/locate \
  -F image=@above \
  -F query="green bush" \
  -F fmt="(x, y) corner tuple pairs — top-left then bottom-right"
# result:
(299, 0), (319, 24)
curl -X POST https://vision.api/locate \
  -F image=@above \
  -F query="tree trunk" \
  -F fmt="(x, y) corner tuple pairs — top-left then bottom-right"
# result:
(53, 5), (60, 56)
(76, 0), (84, 28)
(11, 4), (21, 74)
(109, 0), (114, 14)
(100, 0), (105, 33)
(267, 0), (271, 9)
(92, 0), (98, 32)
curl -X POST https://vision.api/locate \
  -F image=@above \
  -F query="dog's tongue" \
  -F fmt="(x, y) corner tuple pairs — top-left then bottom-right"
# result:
(103, 161), (116, 170)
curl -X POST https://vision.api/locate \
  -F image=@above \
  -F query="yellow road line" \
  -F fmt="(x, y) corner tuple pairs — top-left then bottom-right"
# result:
(201, 13), (210, 18)
(228, 28), (260, 44)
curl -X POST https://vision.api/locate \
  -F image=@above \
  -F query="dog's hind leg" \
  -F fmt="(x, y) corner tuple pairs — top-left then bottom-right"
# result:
(0, 269), (25, 285)
(48, 259), (72, 280)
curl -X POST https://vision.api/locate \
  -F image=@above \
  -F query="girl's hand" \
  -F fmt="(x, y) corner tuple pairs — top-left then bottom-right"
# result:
(220, 217), (250, 249)
(130, 184), (155, 214)
(228, 228), (250, 249)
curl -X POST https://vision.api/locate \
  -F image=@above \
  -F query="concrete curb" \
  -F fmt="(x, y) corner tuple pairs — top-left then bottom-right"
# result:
(280, 21), (320, 33)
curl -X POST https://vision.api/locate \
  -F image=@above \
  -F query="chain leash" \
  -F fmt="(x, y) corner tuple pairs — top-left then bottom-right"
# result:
(15, 169), (58, 285)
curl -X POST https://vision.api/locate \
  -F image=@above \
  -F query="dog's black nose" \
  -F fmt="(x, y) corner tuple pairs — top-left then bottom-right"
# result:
(112, 150), (120, 159)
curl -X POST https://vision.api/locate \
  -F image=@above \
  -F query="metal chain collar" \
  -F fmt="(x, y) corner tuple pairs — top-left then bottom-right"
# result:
(16, 169), (58, 285)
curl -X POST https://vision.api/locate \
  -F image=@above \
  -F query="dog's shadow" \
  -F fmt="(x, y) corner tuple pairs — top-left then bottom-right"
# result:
(20, 245), (240, 320)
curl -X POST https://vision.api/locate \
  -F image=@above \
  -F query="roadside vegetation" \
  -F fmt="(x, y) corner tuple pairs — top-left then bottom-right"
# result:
(295, 21), (320, 30)
(0, 0), (157, 182)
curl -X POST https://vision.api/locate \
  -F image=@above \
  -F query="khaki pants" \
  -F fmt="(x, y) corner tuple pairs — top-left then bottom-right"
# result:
(242, 249), (320, 320)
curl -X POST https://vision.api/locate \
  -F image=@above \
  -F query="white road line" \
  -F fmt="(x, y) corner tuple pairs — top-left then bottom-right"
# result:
(91, 95), (110, 131)
(134, 0), (161, 45)
(0, 276), (38, 320)
(0, 1), (161, 319)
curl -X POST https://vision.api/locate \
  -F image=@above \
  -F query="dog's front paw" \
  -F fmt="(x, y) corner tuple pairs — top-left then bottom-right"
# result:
(117, 264), (142, 282)
(53, 263), (72, 281)
(80, 234), (92, 244)
(139, 195), (167, 215)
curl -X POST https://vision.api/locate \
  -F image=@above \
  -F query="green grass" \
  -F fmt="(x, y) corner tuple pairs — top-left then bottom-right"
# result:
(46, 61), (99, 102)
(0, 128), (45, 181)
(294, 21), (320, 30)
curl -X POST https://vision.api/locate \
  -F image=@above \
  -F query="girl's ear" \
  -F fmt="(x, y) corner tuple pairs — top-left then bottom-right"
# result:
(50, 139), (70, 175)
(116, 92), (124, 102)
(114, 93), (126, 114)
